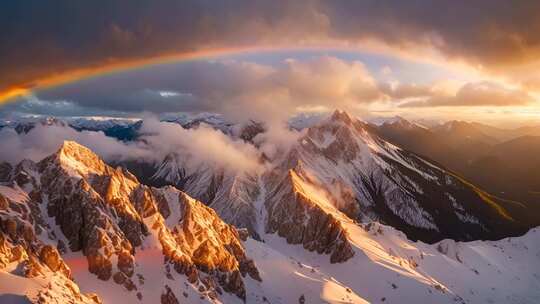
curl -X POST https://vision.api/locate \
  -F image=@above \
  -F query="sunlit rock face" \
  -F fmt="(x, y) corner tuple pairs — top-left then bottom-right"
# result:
(0, 189), (101, 304)
(0, 118), (538, 304)
(264, 170), (355, 263)
(282, 110), (523, 243)
(0, 141), (260, 302)
(134, 110), (522, 252)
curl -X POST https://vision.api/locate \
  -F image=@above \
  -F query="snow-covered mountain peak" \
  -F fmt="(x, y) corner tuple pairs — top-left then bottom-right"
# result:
(329, 109), (354, 125)
(274, 109), (521, 243)
(369, 115), (429, 130)
(0, 141), (262, 303)
(50, 140), (109, 178)
(384, 116), (419, 128)
(67, 117), (140, 130)
(1, 126), (538, 303)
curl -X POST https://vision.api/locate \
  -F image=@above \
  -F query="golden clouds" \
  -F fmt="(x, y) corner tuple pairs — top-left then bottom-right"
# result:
(2, 0), (540, 109)
(400, 82), (533, 108)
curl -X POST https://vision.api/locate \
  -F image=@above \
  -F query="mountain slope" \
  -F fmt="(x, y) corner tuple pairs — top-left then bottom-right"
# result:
(1, 140), (539, 303)
(372, 117), (540, 228)
(129, 110), (526, 247)
(0, 141), (260, 303)
(464, 136), (540, 214)
(0, 184), (101, 304)
(274, 111), (523, 242)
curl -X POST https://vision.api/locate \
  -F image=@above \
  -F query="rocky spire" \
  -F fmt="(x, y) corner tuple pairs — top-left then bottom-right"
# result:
(43, 140), (108, 177)
(329, 109), (353, 125)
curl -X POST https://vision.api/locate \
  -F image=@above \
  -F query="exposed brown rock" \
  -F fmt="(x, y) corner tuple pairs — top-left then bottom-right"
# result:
(86, 293), (102, 304)
(124, 278), (137, 291)
(161, 285), (179, 304)
(23, 256), (45, 278)
(0, 141), (261, 302)
(236, 228), (250, 241)
(118, 249), (135, 277)
(87, 252), (112, 281)
(0, 194), (8, 210)
(266, 170), (355, 263)
(240, 258), (262, 281)
(39, 245), (71, 277)
(218, 270), (246, 299)
(113, 271), (127, 285)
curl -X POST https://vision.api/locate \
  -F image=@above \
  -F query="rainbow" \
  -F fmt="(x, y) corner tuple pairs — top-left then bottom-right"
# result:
(0, 42), (469, 106)
(0, 46), (261, 105)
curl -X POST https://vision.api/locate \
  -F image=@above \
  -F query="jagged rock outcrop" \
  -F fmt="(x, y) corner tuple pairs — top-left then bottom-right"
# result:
(160, 285), (179, 304)
(272, 110), (520, 243)
(122, 110), (521, 259)
(0, 141), (261, 302)
(265, 170), (355, 263)
(0, 190), (101, 304)
(147, 152), (262, 239)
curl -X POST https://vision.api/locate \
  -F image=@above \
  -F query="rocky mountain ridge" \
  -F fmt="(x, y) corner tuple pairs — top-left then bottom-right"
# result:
(0, 135), (539, 303)
(139, 110), (526, 245)
(0, 141), (260, 303)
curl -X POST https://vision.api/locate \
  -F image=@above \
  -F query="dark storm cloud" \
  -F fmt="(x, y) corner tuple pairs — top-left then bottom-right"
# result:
(0, 0), (324, 92)
(1, 0), (540, 94)
(319, 1), (540, 67)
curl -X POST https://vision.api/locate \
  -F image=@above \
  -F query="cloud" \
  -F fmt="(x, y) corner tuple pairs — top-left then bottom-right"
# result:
(253, 122), (303, 162)
(0, 95), (131, 118)
(138, 117), (261, 172)
(400, 82), (533, 107)
(0, 1), (328, 94)
(7, 55), (534, 121)
(7, 56), (384, 122)
(379, 83), (434, 100)
(0, 118), (262, 173)
(273, 57), (383, 105)
(2, 1), (540, 95)
(0, 124), (150, 164)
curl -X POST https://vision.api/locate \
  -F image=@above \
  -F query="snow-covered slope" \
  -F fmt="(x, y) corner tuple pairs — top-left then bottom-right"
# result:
(0, 184), (101, 304)
(143, 110), (522, 246)
(245, 219), (540, 304)
(148, 152), (263, 239)
(68, 117), (139, 129)
(0, 141), (260, 303)
(248, 175), (540, 304)
(270, 111), (524, 242)
(1, 140), (538, 303)
(288, 112), (329, 130)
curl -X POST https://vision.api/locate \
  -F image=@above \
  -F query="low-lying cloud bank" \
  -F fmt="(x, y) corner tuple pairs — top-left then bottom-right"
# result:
(0, 118), (264, 173)
(0, 124), (150, 164)
(139, 118), (261, 172)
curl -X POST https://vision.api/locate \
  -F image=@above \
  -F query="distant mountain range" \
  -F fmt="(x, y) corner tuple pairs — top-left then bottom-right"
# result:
(0, 129), (538, 303)
(2, 112), (539, 234)
(1, 111), (539, 303)
(371, 117), (540, 228)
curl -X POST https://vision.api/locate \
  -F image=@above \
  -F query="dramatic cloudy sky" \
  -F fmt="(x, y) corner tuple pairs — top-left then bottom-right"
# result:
(1, 0), (540, 125)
